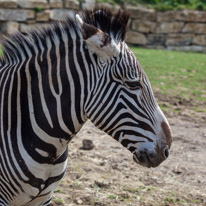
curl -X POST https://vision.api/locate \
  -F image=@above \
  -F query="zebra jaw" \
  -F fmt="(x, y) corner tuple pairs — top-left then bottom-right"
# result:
(76, 14), (120, 59)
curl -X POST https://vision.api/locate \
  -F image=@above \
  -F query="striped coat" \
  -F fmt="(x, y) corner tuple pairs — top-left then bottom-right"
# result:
(0, 8), (172, 206)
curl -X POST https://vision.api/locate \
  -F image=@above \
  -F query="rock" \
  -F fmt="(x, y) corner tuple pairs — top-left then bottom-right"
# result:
(26, 20), (36, 24)
(125, 31), (147, 45)
(155, 22), (184, 33)
(95, 2), (113, 9)
(65, 0), (79, 10)
(20, 23), (49, 33)
(99, 160), (106, 166)
(17, 0), (49, 9)
(166, 34), (194, 46)
(167, 45), (206, 53)
(96, 3), (120, 13)
(175, 10), (206, 23)
(183, 23), (206, 34)
(147, 34), (166, 45)
(27, 10), (35, 19)
(193, 35), (206, 46)
(157, 11), (176, 22)
(1, 21), (19, 34)
(132, 20), (156, 33)
(0, 9), (35, 21)
(146, 45), (165, 50)
(82, 0), (95, 9)
(76, 199), (83, 204)
(50, 9), (75, 21)
(80, 139), (94, 150)
(36, 10), (50, 22)
(94, 180), (110, 188)
(157, 10), (206, 23)
(119, 193), (130, 200)
(49, 0), (62, 8)
(0, 0), (17, 8)
(125, 6), (156, 21)
(127, 18), (132, 30)
(111, 163), (119, 170)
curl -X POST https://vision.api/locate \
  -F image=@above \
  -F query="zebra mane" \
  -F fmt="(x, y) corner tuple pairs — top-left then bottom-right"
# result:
(0, 7), (129, 64)
(81, 7), (130, 42)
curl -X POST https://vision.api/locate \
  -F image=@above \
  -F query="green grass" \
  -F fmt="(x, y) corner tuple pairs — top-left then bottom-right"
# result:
(34, 7), (43, 13)
(131, 47), (206, 105)
(108, 194), (118, 199)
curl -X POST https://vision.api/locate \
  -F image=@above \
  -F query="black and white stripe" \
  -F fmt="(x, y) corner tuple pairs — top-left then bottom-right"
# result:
(0, 8), (172, 206)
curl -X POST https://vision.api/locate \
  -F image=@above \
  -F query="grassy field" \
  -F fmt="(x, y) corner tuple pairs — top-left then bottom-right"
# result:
(131, 47), (206, 113)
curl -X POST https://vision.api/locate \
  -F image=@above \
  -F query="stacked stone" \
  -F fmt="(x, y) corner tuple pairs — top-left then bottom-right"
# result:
(0, 0), (79, 35)
(125, 6), (206, 52)
(0, 1), (206, 52)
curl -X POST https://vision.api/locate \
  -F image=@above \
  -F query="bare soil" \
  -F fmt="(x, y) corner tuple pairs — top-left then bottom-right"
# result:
(52, 97), (206, 206)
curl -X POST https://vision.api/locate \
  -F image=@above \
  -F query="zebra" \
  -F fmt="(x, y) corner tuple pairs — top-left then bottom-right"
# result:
(0, 7), (172, 206)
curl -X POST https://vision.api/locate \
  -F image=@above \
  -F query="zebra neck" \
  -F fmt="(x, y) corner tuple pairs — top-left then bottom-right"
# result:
(1, 29), (91, 146)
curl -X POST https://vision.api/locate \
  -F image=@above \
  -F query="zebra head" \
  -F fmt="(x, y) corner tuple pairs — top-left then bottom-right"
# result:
(77, 8), (172, 168)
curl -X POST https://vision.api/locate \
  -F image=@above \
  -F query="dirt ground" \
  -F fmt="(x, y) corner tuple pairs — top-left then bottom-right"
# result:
(52, 97), (206, 206)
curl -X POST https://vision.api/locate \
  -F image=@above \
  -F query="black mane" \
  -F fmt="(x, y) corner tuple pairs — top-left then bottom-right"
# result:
(0, 7), (130, 64)
(82, 7), (130, 42)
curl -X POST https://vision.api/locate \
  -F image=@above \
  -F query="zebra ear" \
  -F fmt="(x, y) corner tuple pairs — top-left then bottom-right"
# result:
(76, 14), (120, 59)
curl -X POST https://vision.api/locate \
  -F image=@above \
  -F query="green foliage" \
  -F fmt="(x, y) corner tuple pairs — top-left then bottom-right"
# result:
(54, 188), (61, 193)
(108, 194), (118, 199)
(97, 0), (206, 10)
(151, 0), (206, 11)
(142, 0), (159, 4)
(34, 7), (43, 12)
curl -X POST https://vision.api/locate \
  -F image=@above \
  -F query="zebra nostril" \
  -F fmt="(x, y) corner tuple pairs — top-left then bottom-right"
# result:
(163, 147), (169, 159)
(137, 153), (146, 163)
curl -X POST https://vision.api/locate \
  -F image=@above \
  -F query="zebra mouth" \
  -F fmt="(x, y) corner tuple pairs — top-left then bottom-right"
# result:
(133, 152), (154, 168)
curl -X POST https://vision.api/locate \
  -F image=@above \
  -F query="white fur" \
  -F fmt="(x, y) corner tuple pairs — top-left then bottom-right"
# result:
(76, 14), (83, 25)
(75, 14), (120, 59)
(86, 34), (120, 59)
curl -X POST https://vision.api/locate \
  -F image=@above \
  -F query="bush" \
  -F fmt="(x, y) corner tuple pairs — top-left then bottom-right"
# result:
(96, 0), (206, 10)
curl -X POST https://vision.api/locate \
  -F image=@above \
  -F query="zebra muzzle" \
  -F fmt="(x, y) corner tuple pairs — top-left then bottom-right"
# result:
(133, 152), (152, 168)
(133, 148), (169, 168)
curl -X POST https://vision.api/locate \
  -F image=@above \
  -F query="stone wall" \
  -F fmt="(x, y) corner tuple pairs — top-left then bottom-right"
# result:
(125, 6), (206, 52)
(0, 0), (81, 34)
(0, 0), (206, 52)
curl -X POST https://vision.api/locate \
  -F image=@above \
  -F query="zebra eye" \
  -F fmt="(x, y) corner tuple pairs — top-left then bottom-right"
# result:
(125, 81), (142, 90)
